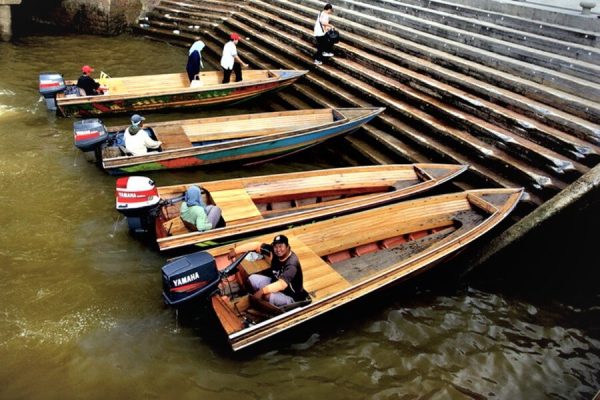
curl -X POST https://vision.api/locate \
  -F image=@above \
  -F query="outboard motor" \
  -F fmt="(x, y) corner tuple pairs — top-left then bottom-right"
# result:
(115, 176), (161, 233)
(162, 251), (248, 306)
(38, 72), (65, 111)
(73, 119), (109, 154)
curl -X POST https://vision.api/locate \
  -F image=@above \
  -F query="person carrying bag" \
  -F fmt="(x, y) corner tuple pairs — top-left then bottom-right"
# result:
(313, 3), (335, 65)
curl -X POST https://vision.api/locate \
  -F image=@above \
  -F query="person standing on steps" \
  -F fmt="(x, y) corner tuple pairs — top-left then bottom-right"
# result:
(221, 33), (249, 83)
(313, 3), (335, 65)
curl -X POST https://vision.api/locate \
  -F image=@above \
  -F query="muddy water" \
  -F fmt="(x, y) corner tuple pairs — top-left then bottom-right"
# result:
(0, 34), (598, 399)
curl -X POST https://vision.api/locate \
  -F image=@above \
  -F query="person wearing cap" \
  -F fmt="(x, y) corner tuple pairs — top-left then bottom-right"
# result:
(77, 65), (103, 95)
(220, 33), (249, 84)
(123, 114), (162, 157)
(227, 234), (306, 307)
(186, 39), (205, 82)
(313, 3), (335, 65)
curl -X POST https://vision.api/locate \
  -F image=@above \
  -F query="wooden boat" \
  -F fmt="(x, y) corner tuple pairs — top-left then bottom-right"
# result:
(76, 108), (385, 174)
(39, 70), (307, 117)
(116, 164), (468, 251)
(161, 188), (523, 351)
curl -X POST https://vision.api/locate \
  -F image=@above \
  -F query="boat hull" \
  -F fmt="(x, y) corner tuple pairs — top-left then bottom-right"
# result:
(153, 163), (468, 251)
(193, 188), (523, 351)
(56, 70), (306, 117)
(102, 108), (385, 174)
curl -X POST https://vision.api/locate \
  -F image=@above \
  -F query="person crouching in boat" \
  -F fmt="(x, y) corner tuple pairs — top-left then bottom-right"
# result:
(77, 65), (104, 95)
(180, 185), (223, 232)
(228, 234), (307, 307)
(123, 114), (162, 156)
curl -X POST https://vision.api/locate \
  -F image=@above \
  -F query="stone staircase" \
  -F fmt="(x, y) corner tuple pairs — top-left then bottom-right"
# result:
(134, 0), (600, 214)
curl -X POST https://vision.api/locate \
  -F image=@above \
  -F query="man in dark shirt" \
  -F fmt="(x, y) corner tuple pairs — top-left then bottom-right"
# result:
(228, 234), (306, 307)
(76, 65), (102, 96)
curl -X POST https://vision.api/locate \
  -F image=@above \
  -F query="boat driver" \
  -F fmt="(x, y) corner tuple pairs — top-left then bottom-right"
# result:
(77, 65), (103, 96)
(227, 234), (307, 307)
(123, 114), (162, 156)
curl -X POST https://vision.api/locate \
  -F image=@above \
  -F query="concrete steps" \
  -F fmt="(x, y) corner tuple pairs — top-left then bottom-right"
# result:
(275, 0), (600, 121)
(215, 17), (558, 203)
(367, 0), (600, 49)
(331, 0), (600, 65)
(133, 0), (600, 213)
(291, 0), (600, 100)
(242, 2), (599, 170)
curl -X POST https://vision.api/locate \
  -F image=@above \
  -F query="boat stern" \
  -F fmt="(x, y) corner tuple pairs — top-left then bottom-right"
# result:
(39, 72), (66, 111)
(115, 176), (161, 233)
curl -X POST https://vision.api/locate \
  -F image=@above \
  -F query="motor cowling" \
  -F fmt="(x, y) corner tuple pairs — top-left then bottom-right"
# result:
(115, 176), (161, 233)
(73, 119), (109, 152)
(162, 251), (220, 306)
(38, 72), (65, 111)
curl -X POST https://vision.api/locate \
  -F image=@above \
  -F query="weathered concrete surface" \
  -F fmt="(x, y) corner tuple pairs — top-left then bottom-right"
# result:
(462, 161), (600, 276)
(12, 0), (157, 35)
(0, 0), (21, 41)
(444, 0), (600, 29)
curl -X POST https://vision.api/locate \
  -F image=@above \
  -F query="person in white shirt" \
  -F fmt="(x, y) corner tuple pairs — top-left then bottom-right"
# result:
(313, 3), (335, 65)
(220, 33), (249, 83)
(123, 114), (162, 156)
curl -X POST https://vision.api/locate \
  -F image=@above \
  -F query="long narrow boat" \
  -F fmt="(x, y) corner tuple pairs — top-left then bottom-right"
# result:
(161, 188), (523, 351)
(116, 164), (468, 251)
(76, 108), (385, 174)
(38, 70), (307, 117)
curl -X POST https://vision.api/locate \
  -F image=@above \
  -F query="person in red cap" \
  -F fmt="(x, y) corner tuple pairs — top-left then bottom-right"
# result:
(227, 234), (307, 307)
(220, 33), (249, 84)
(76, 65), (103, 96)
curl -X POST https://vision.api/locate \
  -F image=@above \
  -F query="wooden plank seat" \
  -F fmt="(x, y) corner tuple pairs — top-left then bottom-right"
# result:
(287, 235), (351, 300)
(209, 188), (263, 224)
(103, 71), (277, 96)
(183, 125), (286, 142)
(153, 125), (192, 150)
(182, 111), (335, 142)
(244, 170), (417, 201)
(162, 215), (189, 236)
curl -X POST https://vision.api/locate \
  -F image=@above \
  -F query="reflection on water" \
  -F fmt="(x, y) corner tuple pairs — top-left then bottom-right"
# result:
(0, 34), (598, 399)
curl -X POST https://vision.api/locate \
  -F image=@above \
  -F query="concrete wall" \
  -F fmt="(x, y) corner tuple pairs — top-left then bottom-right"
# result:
(12, 0), (158, 35)
(0, 0), (21, 41)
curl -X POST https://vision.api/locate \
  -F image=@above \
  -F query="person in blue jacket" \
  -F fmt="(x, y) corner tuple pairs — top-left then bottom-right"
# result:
(180, 185), (222, 231)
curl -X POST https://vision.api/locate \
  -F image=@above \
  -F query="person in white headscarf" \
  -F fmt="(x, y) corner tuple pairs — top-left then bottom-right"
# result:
(186, 39), (205, 82)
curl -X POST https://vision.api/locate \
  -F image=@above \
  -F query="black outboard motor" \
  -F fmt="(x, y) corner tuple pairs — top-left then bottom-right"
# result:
(73, 119), (109, 156)
(38, 72), (65, 111)
(115, 176), (161, 233)
(162, 251), (248, 306)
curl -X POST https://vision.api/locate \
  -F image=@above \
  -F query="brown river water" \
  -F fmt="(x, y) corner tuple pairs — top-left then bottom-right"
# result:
(0, 34), (598, 399)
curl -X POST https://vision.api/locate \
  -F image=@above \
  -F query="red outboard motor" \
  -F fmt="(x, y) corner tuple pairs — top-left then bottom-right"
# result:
(115, 176), (161, 233)
(162, 251), (248, 306)
(73, 119), (109, 154)
(38, 72), (66, 111)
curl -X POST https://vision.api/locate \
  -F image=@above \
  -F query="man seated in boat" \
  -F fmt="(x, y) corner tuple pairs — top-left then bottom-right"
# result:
(124, 114), (162, 156)
(76, 65), (104, 96)
(228, 235), (307, 307)
(180, 185), (223, 232)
